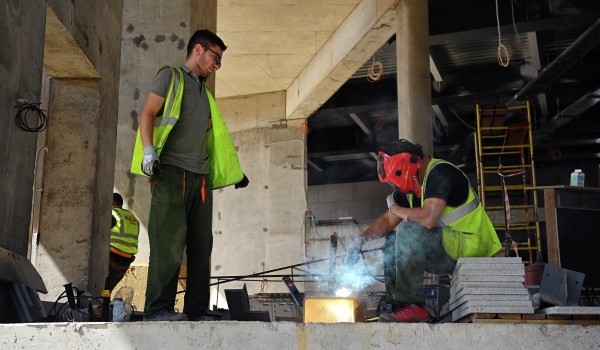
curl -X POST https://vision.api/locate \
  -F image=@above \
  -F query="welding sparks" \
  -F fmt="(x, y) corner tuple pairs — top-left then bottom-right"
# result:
(335, 287), (353, 297)
(335, 266), (373, 292)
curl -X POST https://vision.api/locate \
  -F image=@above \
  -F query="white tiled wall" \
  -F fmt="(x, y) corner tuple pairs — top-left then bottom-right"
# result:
(307, 181), (393, 224)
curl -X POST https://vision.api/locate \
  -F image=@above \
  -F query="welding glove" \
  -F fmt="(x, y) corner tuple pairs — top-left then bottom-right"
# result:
(235, 174), (249, 189)
(344, 237), (366, 266)
(386, 192), (398, 210)
(141, 145), (160, 177)
(386, 190), (410, 209)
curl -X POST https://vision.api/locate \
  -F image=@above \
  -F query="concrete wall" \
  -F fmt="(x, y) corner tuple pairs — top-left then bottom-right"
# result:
(211, 122), (307, 305)
(0, 0), (47, 256)
(2, 322), (599, 350)
(32, 76), (101, 299)
(307, 181), (391, 225)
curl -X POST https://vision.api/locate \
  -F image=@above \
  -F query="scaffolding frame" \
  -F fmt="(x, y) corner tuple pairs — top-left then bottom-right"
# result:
(474, 101), (542, 264)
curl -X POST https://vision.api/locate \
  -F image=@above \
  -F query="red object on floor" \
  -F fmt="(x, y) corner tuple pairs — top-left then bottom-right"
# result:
(379, 304), (429, 323)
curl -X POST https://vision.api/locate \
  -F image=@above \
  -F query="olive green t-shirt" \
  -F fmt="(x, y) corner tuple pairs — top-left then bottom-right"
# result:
(150, 66), (210, 174)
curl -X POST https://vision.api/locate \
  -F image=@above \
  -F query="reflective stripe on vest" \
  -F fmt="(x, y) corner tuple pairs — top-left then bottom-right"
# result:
(111, 208), (139, 255)
(439, 196), (480, 227)
(130, 66), (184, 176)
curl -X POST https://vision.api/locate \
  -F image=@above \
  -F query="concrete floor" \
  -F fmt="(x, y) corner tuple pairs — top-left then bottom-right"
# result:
(1, 321), (599, 350)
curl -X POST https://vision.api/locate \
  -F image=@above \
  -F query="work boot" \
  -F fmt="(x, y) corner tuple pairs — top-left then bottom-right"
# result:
(378, 304), (429, 323)
(187, 310), (219, 321)
(143, 308), (188, 322)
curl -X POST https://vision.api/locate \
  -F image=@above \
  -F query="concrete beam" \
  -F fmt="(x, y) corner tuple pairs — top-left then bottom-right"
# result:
(43, 8), (99, 79)
(286, 0), (400, 120)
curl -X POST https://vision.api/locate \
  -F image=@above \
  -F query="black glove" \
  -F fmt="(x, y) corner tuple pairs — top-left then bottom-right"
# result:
(343, 237), (365, 266)
(235, 174), (249, 189)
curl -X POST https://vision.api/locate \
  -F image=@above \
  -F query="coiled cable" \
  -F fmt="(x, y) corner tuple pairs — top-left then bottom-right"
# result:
(14, 101), (48, 132)
(367, 56), (384, 82)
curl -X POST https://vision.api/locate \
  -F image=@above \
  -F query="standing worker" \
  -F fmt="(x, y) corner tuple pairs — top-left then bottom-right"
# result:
(131, 29), (249, 321)
(105, 193), (140, 292)
(344, 139), (501, 322)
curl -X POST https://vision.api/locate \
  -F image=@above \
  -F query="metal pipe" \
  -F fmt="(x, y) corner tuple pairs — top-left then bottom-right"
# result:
(328, 233), (338, 293)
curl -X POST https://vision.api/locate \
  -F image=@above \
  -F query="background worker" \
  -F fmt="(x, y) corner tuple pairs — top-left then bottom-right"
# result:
(345, 139), (501, 323)
(131, 29), (248, 322)
(105, 192), (140, 292)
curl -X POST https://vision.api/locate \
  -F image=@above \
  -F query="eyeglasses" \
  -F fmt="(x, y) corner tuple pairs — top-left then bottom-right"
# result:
(204, 46), (222, 67)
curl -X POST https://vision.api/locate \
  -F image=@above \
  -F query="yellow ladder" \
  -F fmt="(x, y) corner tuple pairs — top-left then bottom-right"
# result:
(474, 102), (542, 264)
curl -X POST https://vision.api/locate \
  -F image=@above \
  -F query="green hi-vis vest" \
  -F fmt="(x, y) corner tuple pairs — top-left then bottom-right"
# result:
(130, 66), (244, 189)
(422, 158), (502, 260)
(111, 208), (140, 255)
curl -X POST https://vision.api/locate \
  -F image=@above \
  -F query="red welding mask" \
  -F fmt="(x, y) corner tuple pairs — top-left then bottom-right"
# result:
(377, 151), (422, 197)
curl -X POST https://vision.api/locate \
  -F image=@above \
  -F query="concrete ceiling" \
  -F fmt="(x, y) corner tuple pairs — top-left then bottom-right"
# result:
(218, 1), (600, 186)
(216, 0), (399, 120)
(216, 0), (363, 98)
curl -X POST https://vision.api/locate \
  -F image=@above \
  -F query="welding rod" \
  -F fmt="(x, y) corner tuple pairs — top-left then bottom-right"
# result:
(209, 246), (382, 286)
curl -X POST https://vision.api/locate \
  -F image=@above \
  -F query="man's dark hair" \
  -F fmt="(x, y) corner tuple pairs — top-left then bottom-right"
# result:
(187, 29), (227, 58)
(113, 193), (124, 207)
(380, 139), (425, 159)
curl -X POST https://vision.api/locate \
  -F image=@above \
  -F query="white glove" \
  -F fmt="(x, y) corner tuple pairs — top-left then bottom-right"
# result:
(141, 145), (159, 177)
(343, 237), (366, 266)
(386, 192), (398, 209)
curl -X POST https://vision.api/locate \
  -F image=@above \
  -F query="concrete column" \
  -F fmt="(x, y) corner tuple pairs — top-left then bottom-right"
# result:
(34, 75), (101, 300)
(191, 0), (218, 92)
(0, 0), (46, 256)
(396, 1), (432, 155)
(33, 7), (105, 301)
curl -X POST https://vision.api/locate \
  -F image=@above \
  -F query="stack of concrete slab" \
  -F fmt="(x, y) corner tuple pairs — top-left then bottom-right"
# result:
(450, 257), (534, 321)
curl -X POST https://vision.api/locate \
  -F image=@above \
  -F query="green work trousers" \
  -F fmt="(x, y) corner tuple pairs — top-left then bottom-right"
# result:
(105, 251), (135, 292)
(383, 221), (456, 304)
(144, 164), (213, 316)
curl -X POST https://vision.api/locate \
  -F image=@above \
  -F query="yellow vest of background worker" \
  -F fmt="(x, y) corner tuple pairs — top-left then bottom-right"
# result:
(110, 207), (139, 255)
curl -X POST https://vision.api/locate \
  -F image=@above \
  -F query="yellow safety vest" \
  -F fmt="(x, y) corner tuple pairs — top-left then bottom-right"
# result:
(130, 66), (244, 189)
(111, 208), (140, 255)
(421, 158), (501, 259)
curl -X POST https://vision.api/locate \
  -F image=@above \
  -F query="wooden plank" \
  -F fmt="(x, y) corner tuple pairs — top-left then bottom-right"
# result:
(497, 313), (523, 320)
(522, 313), (546, 320)
(546, 314), (573, 320)
(464, 318), (600, 325)
(456, 313), (600, 325)
(573, 315), (600, 320)
(543, 188), (561, 266)
(459, 313), (497, 323)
